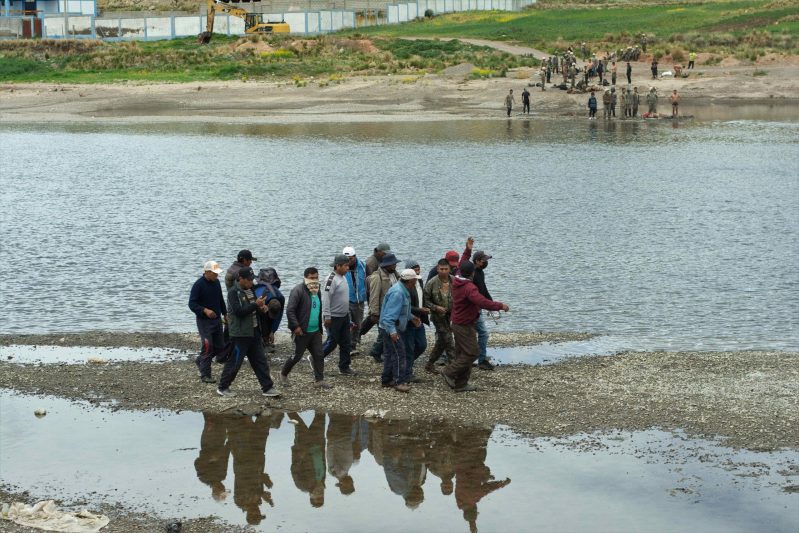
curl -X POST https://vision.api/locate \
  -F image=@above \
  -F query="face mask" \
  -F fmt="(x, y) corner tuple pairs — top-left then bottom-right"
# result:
(304, 278), (320, 294)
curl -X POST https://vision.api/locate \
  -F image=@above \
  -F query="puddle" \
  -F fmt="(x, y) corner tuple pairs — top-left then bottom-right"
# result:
(1, 391), (797, 532)
(0, 345), (185, 365)
(488, 336), (630, 365)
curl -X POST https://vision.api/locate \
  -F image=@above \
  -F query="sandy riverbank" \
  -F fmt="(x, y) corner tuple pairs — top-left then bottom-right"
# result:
(1, 59), (797, 124)
(0, 332), (796, 452)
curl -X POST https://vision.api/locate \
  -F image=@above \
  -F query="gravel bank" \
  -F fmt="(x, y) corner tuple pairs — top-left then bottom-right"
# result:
(0, 333), (795, 452)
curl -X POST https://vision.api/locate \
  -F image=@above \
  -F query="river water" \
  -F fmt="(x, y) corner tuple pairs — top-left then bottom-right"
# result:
(1, 116), (798, 352)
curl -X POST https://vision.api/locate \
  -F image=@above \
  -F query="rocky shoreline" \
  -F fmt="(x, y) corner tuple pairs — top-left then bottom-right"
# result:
(0, 332), (796, 452)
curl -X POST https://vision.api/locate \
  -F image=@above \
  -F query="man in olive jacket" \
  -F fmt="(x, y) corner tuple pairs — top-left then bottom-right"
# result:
(217, 267), (280, 397)
(366, 252), (400, 363)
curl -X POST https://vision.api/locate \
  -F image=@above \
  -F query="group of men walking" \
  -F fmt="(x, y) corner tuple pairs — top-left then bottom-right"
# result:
(188, 240), (508, 396)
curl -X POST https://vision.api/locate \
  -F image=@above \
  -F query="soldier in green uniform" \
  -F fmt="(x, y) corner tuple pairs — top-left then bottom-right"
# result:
(423, 259), (456, 373)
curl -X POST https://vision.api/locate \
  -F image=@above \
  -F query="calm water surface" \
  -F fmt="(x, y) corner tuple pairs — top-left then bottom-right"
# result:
(1, 392), (797, 532)
(1, 118), (797, 351)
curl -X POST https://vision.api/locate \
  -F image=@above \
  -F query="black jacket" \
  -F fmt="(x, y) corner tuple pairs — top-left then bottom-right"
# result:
(286, 282), (323, 333)
(473, 268), (492, 301)
(409, 279), (430, 326)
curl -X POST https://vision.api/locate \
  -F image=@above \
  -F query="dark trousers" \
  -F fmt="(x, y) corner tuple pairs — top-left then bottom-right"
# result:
(218, 331), (274, 393)
(284, 330), (324, 382)
(610, 103), (616, 117)
(402, 324), (427, 381)
(611, 73), (616, 85)
(688, 61), (694, 69)
(369, 326), (386, 358)
(349, 302), (364, 345)
(627, 73), (631, 84)
(196, 317), (224, 378)
(506, 106), (512, 117)
(380, 328), (407, 385)
(523, 101), (530, 113)
(589, 108), (597, 118)
(443, 323), (480, 389)
(324, 315), (352, 371)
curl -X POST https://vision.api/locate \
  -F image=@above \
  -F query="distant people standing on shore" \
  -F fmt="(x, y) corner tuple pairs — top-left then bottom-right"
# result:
(603, 89), (612, 119)
(640, 33), (648, 53)
(619, 88), (627, 119)
(546, 60), (552, 83)
(504, 89), (515, 117)
(552, 54), (559, 74)
(189, 260), (227, 384)
(569, 62), (577, 89)
(688, 51), (696, 69)
(670, 89), (680, 117)
(611, 61), (617, 86)
(225, 249), (256, 289)
(218, 267), (280, 398)
(651, 58), (658, 79)
(283, 267), (330, 389)
(625, 87), (634, 117)
(610, 87), (617, 118)
(588, 90), (597, 119)
(581, 42), (587, 60)
(632, 86), (640, 117)
(439, 261), (508, 393)
(539, 66), (546, 91)
(626, 61), (632, 84)
(647, 87), (658, 115)
(521, 87), (530, 114)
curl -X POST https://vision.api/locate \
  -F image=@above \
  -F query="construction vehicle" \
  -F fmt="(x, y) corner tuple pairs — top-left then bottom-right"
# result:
(198, 0), (290, 44)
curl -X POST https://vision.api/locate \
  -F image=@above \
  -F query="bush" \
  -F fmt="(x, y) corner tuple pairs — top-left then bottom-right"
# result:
(671, 49), (685, 62)
(753, 69), (768, 76)
(424, 9), (434, 18)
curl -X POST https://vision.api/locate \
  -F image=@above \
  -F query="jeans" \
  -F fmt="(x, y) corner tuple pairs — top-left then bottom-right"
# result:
(475, 312), (489, 363)
(324, 315), (352, 372)
(218, 331), (274, 392)
(196, 317), (224, 379)
(369, 327), (386, 359)
(402, 324), (427, 381)
(284, 330), (324, 382)
(380, 328), (407, 385)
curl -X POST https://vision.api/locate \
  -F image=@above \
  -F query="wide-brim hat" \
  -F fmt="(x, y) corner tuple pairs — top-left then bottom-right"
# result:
(379, 252), (400, 267)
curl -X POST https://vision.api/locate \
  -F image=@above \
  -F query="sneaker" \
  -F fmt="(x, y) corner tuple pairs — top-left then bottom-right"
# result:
(262, 388), (282, 398)
(477, 360), (495, 371)
(201, 376), (217, 384)
(454, 384), (478, 393)
(313, 381), (333, 389)
(216, 388), (234, 397)
(279, 373), (290, 387)
(409, 375), (423, 384)
(393, 383), (411, 393)
(339, 368), (357, 376)
(439, 369), (456, 389)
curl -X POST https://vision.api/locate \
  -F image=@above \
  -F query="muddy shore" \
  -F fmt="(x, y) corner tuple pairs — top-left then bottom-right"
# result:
(1, 60), (797, 125)
(0, 332), (796, 453)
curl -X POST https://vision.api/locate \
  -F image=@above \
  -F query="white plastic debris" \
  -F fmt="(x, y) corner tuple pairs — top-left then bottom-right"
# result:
(1, 500), (110, 532)
(363, 408), (388, 419)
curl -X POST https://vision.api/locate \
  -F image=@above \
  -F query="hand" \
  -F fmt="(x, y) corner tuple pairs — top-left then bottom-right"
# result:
(293, 327), (303, 336)
(324, 319), (332, 328)
(437, 305), (447, 314)
(390, 332), (399, 342)
(466, 236), (474, 249)
(411, 316), (421, 327)
(256, 295), (266, 306)
(203, 308), (217, 319)
(419, 307), (430, 315)
(501, 304), (509, 312)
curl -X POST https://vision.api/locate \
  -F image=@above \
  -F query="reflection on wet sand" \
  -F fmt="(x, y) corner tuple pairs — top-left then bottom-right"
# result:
(195, 410), (510, 531)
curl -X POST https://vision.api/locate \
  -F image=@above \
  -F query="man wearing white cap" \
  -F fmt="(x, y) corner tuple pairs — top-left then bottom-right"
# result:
(188, 261), (228, 383)
(343, 246), (366, 351)
(379, 268), (422, 393)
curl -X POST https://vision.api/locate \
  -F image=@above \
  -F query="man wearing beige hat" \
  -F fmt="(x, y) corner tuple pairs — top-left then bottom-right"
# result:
(189, 260), (228, 384)
(379, 268), (422, 393)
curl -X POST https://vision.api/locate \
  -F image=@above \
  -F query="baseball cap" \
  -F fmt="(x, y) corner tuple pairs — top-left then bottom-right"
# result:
(472, 250), (493, 262)
(203, 261), (224, 275)
(399, 268), (422, 281)
(330, 254), (349, 267)
(342, 246), (356, 257)
(237, 249), (257, 262)
(237, 266), (254, 280)
(376, 243), (391, 252)
(444, 250), (459, 266)
(267, 299), (282, 319)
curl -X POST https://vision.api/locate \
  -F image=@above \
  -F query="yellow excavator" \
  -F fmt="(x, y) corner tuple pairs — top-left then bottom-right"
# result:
(198, 0), (290, 44)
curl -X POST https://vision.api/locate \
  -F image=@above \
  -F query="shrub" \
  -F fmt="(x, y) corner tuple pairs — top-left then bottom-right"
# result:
(424, 9), (434, 18)
(671, 49), (685, 62)
(753, 69), (768, 76)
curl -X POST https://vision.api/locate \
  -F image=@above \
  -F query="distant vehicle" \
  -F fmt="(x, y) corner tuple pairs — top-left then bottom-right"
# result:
(198, 0), (290, 44)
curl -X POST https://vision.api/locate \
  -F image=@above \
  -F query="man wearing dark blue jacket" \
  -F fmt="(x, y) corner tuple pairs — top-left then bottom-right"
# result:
(188, 260), (228, 383)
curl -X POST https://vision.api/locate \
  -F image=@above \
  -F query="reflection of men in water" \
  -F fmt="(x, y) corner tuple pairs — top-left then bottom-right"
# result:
(289, 411), (327, 508)
(453, 426), (510, 533)
(378, 420), (427, 509)
(194, 412), (231, 501)
(326, 413), (357, 495)
(426, 425), (457, 498)
(228, 411), (284, 525)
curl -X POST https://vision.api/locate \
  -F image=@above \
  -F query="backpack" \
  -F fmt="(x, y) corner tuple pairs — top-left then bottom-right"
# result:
(257, 267), (281, 289)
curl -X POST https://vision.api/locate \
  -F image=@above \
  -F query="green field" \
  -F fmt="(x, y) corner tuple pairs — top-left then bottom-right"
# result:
(0, 1), (794, 83)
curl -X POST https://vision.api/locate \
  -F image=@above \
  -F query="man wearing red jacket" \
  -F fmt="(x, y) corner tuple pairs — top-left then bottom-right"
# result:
(440, 261), (509, 392)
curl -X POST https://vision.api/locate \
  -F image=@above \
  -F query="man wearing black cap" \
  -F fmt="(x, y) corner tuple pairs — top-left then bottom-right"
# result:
(365, 243), (391, 277)
(218, 266), (281, 397)
(460, 238), (496, 370)
(366, 252), (400, 363)
(225, 249), (257, 289)
(322, 254), (356, 376)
